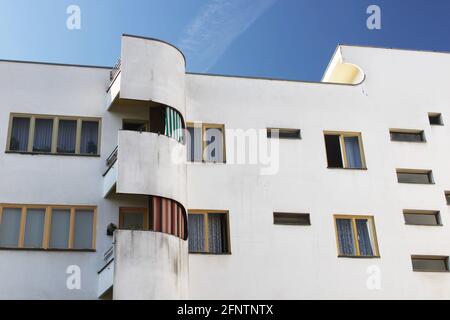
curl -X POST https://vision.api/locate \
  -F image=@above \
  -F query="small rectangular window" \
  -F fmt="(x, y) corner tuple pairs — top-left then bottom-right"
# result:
(429, 113), (443, 125)
(273, 212), (310, 225)
(188, 211), (230, 254)
(445, 191), (450, 205)
(324, 132), (365, 169)
(390, 130), (425, 142)
(186, 123), (226, 163)
(334, 215), (379, 257)
(9, 117), (30, 152)
(267, 128), (301, 139)
(412, 255), (449, 272)
(403, 210), (441, 226)
(396, 169), (433, 184)
(80, 121), (99, 155)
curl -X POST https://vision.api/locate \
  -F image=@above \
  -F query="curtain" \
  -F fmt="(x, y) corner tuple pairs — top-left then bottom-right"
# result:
(80, 121), (99, 154)
(57, 120), (77, 153)
(356, 219), (374, 256)
(49, 209), (70, 249)
(188, 214), (205, 253)
(33, 119), (53, 152)
(208, 214), (226, 254)
(10, 118), (30, 151)
(73, 210), (94, 249)
(344, 136), (362, 168)
(0, 208), (21, 247)
(24, 209), (45, 248)
(336, 219), (355, 255)
(205, 128), (223, 162)
(164, 107), (183, 143)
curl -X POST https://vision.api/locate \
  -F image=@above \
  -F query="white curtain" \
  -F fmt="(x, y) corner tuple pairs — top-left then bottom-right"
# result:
(57, 120), (77, 153)
(73, 210), (93, 249)
(188, 214), (205, 252)
(33, 119), (53, 152)
(10, 118), (30, 151)
(24, 209), (45, 248)
(208, 214), (226, 254)
(49, 209), (70, 249)
(80, 121), (99, 154)
(0, 208), (21, 247)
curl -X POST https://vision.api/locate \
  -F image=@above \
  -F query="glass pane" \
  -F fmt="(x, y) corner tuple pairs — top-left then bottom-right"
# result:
(33, 118), (53, 152)
(412, 258), (448, 271)
(397, 172), (431, 184)
(24, 209), (45, 248)
(57, 120), (77, 153)
(122, 212), (145, 230)
(0, 208), (21, 247)
(355, 219), (374, 256)
(404, 213), (439, 226)
(80, 121), (99, 154)
(390, 132), (423, 142)
(344, 136), (363, 168)
(10, 117), (30, 151)
(336, 218), (356, 256)
(73, 209), (94, 249)
(49, 209), (70, 249)
(204, 127), (224, 162)
(208, 213), (227, 254)
(187, 126), (202, 162)
(188, 214), (205, 253)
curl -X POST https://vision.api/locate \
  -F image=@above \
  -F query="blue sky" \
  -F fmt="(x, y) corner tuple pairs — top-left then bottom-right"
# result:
(0, 0), (449, 81)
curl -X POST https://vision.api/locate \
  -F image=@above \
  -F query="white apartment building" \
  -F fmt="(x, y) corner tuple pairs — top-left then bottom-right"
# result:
(1, 34), (450, 300)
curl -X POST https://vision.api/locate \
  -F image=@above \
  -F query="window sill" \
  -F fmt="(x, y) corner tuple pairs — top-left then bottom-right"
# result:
(5, 150), (100, 157)
(189, 252), (232, 255)
(187, 160), (227, 165)
(398, 182), (435, 185)
(405, 223), (443, 227)
(327, 167), (367, 170)
(338, 255), (380, 259)
(413, 269), (449, 273)
(0, 247), (96, 252)
(390, 140), (427, 143)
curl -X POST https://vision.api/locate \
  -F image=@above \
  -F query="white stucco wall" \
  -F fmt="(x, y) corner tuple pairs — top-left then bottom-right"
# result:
(113, 230), (189, 300)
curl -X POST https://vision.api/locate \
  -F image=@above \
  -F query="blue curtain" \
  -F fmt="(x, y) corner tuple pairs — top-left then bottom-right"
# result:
(33, 119), (53, 152)
(10, 117), (30, 151)
(336, 219), (355, 255)
(188, 214), (205, 253)
(208, 214), (226, 254)
(80, 121), (99, 154)
(356, 219), (374, 256)
(57, 120), (77, 153)
(344, 136), (362, 168)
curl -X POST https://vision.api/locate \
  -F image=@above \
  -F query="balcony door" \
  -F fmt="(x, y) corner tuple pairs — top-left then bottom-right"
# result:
(119, 207), (149, 231)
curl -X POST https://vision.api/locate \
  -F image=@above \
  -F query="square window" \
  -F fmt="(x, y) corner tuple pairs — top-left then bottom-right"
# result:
(324, 132), (365, 169)
(188, 211), (229, 254)
(429, 113), (443, 125)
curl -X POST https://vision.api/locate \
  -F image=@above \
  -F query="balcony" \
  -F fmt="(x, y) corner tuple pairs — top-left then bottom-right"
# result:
(102, 130), (187, 205)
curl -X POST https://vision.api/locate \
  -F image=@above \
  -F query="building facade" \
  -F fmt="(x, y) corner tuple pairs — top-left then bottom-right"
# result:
(1, 34), (450, 299)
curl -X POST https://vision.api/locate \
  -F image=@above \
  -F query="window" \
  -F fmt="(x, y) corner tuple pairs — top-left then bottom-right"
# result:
(6, 114), (101, 156)
(334, 215), (379, 257)
(123, 120), (148, 132)
(324, 132), (366, 169)
(403, 210), (441, 226)
(188, 210), (230, 254)
(267, 128), (301, 139)
(119, 207), (148, 231)
(0, 204), (96, 250)
(390, 129), (425, 142)
(411, 255), (449, 272)
(396, 169), (434, 184)
(273, 212), (310, 225)
(445, 191), (450, 205)
(186, 123), (226, 163)
(429, 113), (443, 126)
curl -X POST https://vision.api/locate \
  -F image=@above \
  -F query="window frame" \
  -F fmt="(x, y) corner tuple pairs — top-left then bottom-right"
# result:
(0, 203), (97, 251)
(186, 122), (226, 163)
(333, 214), (380, 258)
(119, 207), (149, 230)
(188, 209), (231, 255)
(6, 113), (101, 156)
(403, 209), (442, 226)
(323, 131), (367, 169)
(411, 255), (449, 272)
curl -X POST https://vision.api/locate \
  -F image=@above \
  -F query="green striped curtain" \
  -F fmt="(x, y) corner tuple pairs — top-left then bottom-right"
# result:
(165, 107), (183, 143)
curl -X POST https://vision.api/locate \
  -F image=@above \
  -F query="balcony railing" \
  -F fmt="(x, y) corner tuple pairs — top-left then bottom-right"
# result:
(109, 58), (121, 83)
(103, 146), (118, 177)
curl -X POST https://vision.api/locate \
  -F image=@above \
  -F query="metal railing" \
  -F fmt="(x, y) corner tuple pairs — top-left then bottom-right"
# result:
(109, 58), (121, 82)
(103, 146), (118, 176)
